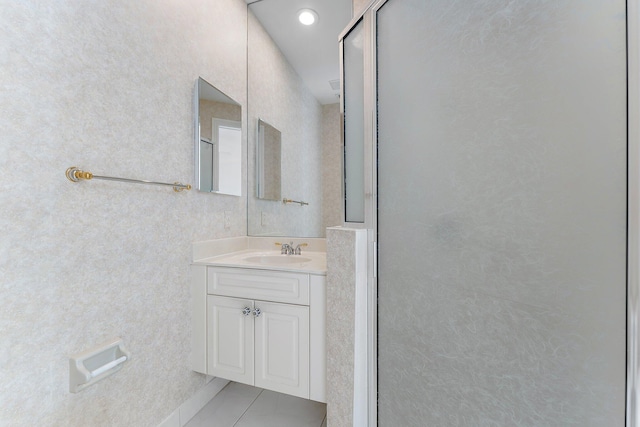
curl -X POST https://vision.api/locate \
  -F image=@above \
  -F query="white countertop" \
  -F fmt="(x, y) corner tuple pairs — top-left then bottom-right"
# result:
(193, 249), (327, 275)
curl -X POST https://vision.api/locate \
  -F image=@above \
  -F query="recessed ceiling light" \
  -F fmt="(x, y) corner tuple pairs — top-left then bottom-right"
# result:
(298, 9), (318, 26)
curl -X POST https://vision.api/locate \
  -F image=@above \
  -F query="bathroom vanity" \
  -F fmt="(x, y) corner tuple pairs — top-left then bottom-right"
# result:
(191, 245), (326, 403)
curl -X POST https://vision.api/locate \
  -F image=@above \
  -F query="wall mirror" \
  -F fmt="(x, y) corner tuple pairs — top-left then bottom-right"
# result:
(195, 77), (242, 196)
(256, 119), (282, 201)
(247, 0), (351, 237)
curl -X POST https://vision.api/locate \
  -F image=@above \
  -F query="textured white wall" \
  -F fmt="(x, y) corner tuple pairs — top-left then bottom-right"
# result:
(352, 0), (369, 17)
(247, 10), (324, 237)
(326, 227), (368, 427)
(322, 103), (343, 230)
(0, 1), (247, 425)
(326, 228), (356, 427)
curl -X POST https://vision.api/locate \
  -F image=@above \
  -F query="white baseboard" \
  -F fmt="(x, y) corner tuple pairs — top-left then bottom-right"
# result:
(158, 377), (230, 427)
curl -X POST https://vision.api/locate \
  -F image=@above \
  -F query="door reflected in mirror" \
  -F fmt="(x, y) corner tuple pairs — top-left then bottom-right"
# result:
(256, 119), (281, 201)
(195, 77), (242, 196)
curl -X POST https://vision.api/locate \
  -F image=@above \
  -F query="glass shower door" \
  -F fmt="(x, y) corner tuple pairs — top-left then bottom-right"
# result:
(376, 0), (627, 425)
(343, 19), (365, 224)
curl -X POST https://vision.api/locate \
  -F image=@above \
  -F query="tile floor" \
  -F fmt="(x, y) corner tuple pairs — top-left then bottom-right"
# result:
(184, 382), (327, 427)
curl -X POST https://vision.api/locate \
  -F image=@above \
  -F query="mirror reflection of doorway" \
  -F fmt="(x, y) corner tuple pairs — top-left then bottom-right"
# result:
(212, 118), (242, 196)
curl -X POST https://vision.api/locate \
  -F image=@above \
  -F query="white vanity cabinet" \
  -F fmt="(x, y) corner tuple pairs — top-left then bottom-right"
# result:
(207, 295), (310, 398)
(191, 265), (326, 403)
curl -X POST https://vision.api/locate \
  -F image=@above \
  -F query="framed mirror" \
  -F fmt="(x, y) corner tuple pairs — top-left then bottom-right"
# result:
(195, 77), (242, 196)
(256, 119), (281, 201)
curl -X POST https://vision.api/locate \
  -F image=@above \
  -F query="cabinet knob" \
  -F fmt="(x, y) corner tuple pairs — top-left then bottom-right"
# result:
(242, 307), (251, 316)
(253, 307), (262, 317)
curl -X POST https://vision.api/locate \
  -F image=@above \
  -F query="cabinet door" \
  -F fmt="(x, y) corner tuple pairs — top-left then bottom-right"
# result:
(207, 295), (254, 385)
(254, 301), (309, 399)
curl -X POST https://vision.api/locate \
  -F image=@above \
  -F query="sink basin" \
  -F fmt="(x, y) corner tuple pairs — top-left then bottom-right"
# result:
(244, 255), (312, 265)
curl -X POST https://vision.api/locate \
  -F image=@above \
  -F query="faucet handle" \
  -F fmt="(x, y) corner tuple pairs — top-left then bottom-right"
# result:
(294, 243), (308, 255)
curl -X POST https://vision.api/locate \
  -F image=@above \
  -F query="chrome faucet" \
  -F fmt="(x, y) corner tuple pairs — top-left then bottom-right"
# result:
(276, 242), (307, 255)
(279, 243), (293, 255)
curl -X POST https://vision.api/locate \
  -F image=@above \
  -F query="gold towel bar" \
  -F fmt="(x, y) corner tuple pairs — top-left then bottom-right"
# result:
(282, 198), (309, 206)
(65, 167), (191, 192)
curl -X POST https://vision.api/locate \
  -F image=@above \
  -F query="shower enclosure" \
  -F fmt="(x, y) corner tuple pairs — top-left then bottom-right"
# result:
(341, 0), (639, 425)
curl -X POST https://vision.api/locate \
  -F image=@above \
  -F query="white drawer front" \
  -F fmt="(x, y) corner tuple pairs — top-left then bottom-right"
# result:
(207, 267), (310, 305)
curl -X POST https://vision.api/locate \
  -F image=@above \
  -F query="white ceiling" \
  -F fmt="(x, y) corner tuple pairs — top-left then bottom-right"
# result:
(247, 0), (353, 105)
